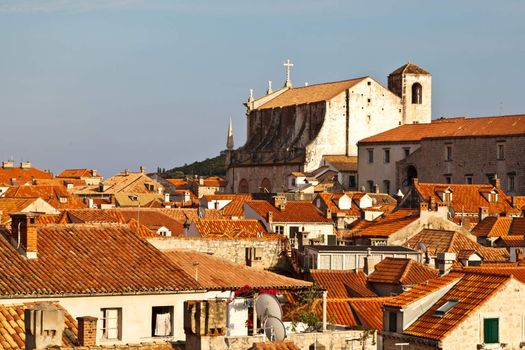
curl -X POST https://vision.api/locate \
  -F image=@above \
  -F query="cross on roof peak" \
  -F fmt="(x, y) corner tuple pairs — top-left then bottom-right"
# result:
(283, 59), (293, 88)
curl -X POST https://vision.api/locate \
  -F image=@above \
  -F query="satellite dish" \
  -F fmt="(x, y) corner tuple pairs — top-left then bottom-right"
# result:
(264, 316), (286, 341)
(255, 293), (282, 321)
(416, 241), (427, 252)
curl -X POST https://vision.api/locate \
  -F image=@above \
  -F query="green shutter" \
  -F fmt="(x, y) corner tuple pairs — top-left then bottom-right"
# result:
(484, 318), (499, 344)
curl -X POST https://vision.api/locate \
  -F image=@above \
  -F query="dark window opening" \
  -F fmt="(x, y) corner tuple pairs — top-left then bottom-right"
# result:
(152, 306), (174, 337)
(388, 312), (397, 332)
(384, 149), (390, 163)
(412, 83), (422, 104)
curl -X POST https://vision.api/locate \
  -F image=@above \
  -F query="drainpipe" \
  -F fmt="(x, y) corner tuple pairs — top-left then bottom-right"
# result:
(322, 290), (327, 331)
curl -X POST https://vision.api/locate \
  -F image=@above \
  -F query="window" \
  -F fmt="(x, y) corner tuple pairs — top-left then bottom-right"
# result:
(508, 174), (515, 192)
(484, 318), (499, 344)
(388, 312), (397, 332)
(274, 225), (284, 234)
(445, 146), (452, 161)
(367, 149), (374, 163)
(465, 175), (473, 184)
(412, 83), (422, 104)
(497, 144), (505, 160)
(383, 180), (391, 194)
(403, 148), (410, 158)
(367, 180), (374, 193)
(152, 306), (173, 337)
(348, 175), (356, 189)
(445, 176), (451, 184)
(289, 226), (300, 239)
(384, 149), (390, 163)
(367, 98), (371, 103)
(101, 308), (122, 340)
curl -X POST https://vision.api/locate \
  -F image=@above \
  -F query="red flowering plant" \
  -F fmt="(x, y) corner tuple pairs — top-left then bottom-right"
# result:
(226, 286), (280, 304)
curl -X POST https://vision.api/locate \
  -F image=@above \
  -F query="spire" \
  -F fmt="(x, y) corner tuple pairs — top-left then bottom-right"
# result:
(226, 118), (234, 150)
(283, 59), (293, 88)
(266, 80), (273, 95)
(248, 88), (254, 103)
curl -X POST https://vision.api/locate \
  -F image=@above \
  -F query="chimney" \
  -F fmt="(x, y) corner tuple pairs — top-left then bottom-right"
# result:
(436, 252), (456, 276)
(373, 184), (380, 194)
(164, 193), (170, 202)
(479, 207), (489, 223)
(266, 211), (273, 224)
(2, 160), (14, 169)
(198, 177), (204, 186)
(25, 302), (64, 350)
(124, 168), (129, 176)
(140, 165), (145, 174)
(363, 248), (376, 275)
(326, 208), (332, 219)
(419, 202), (429, 212)
(491, 174), (500, 189)
(77, 316), (98, 347)
(430, 196), (436, 210)
(273, 194), (287, 210)
(10, 213), (38, 259)
(184, 191), (191, 204)
(87, 198), (94, 208)
(92, 169), (98, 177)
(20, 161), (31, 169)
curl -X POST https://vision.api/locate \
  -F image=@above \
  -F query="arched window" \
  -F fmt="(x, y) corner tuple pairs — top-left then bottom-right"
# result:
(406, 166), (418, 185)
(238, 179), (249, 193)
(260, 178), (272, 193)
(412, 83), (422, 104)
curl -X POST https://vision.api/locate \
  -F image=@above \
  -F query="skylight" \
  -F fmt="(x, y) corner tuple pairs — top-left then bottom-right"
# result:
(433, 299), (459, 317)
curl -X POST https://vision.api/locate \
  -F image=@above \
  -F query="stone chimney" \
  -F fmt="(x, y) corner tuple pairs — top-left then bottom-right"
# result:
(25, 302), (64, 350)
(419, 202), (429, 212)
(10, 213), (38, 259)
(266, 211), (273, 225)
(140, 165), (145, 174)
(363, 248), (377, 275)
(2, 160), (14, 169)
(491, 175), (501, 189)
(124, 168), (129, 176)
(373, 184), (380, 194)
(77, 316), (98, 347)
(326, 208), (332, 219)
(273, 194), (287, 210)
(436, 252), (456, 276)
(479, 207), (489, 223)
(20, 161), (31, 169)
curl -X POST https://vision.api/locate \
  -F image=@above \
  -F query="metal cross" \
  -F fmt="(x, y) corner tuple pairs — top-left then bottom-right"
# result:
(283, 59), (293, 87)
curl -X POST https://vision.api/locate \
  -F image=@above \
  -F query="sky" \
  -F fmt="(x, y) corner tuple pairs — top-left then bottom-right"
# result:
(0, 0), (524, 177)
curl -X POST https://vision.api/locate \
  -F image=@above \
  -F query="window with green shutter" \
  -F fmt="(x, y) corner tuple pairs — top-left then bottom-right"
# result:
(484, 318), (499, 344)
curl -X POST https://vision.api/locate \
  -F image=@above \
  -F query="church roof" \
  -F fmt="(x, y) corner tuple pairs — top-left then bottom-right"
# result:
(390, 63), (431, 75)
(257, 77), (367, 110)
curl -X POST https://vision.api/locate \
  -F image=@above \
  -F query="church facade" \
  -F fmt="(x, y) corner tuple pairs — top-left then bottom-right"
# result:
(225, 62), (432, 193)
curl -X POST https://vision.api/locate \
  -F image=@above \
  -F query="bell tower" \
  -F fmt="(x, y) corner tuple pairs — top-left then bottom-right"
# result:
(388, 63), (431, 125)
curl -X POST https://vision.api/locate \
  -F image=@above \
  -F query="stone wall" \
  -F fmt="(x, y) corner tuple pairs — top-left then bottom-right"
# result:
(147, 237), (287, 270)
(187, 329), (377, 350)
(226, 163), (303, 194)
(397, 135), (525, 195)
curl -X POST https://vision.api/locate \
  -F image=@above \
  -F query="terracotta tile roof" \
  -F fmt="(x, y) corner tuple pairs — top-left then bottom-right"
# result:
(251, 341), (300, 350)
(34, 178), (87, 187)
(57, 169), (99, 179)
(309, 270), (377, 298)
(246, 200), (333, 223)
(119, 209), (184, 236)
(64, 209), (126, 224)
(0, 223), (200, 296)
(385, 272), (464, 308)
(499, 235), (525, 248)
(349, 297), (393, 330)
(0, 166), (53, 185)
(154, 208), (225, 221)
(0, 198), (43, 224)
(360, 114), (525, 144)
(459, 266), (525, 283)
(390, 63), (430, 75)
(4, 186), (87, 210)
(162, 250), (311, 290)
(198, 176), (225, 188)
(258, 77), (367, 110)
(322, 155), (358, 172)
(203, 194), (252, 218)
(403, 271), (512, 341)
(403, 229), (509, 263)
(314, 299), (356, 327)
(472, 216), (525, 238)
(346, 209), (419, 238)
(166, 179), (188, 189)
(368, 258), (438, 286)
(0, 303), (78, 349)
(316, 193), (362, 217)
(414, 182), (518, 216)
(77, 172), (163, 195)
(514, 196), (525, 209)
(35, 213), (64, 225)
(193, 219), (272, 239)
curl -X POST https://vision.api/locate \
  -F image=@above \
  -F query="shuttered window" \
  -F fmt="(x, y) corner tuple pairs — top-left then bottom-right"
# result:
(484, 318), (499, 344)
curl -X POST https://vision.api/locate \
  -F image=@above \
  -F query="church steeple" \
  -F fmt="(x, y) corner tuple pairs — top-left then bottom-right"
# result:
(226, 118), (234, 150)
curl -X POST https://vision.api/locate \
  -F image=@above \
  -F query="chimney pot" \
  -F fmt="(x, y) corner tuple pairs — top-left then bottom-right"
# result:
(436, 252), (456, 276)
(479, 206), (489, 223)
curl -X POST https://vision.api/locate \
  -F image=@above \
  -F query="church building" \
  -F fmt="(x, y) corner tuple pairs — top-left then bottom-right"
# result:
(225, 62), (432, 193)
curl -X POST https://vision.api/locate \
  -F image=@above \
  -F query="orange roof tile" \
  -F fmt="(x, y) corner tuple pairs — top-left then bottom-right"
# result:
(346, 209), (419, 238)
(459, 266), (525, 283)
(193, 219), (272, 239)
(403, 271), (512, 341)
(166, 178), (189, 189)
(162, 250), (311, 290)
(359, 114), (525, 144)
(368, 258), (437, 285)
(472, 216), (525, 238)
(349, 297), (393, 330)
(203, 194), (252, 218)
(119, 209), (184, 236)
(64, 209), (126, 224)
(309, 270), (377, 298)
(316, 193), (362, 217)
(0, 224), (199, 296)
(0, 166), (52, 185)
(414, 182), (518, 216)
(314, 299), (356, 327)
(57, 169), (99, 179)
(258, 77), (367, 109)
(251, 341), (300, 350)
(403, 229), (509, 263)
(246, 200), (333, 223)
(4, 185), (87, 210)
(0, 198), (42, 224)
(499, 235), (525, 248)
(322, 155), (358, 172)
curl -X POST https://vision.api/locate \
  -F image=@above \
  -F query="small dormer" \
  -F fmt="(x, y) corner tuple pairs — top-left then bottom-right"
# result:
(358, 194), (373, 209)
(435, 187), (453, 202)
(335, 194), (352, 210)
(481, 188), (498, 203)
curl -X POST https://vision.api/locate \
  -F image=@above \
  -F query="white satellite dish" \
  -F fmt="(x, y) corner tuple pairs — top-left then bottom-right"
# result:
(255, 293), (282, 321)
(264, 316), (286, 341)
(416, 241), (427, 252)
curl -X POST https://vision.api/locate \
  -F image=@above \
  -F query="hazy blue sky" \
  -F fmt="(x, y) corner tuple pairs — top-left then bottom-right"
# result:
(0, 0), (523, 177)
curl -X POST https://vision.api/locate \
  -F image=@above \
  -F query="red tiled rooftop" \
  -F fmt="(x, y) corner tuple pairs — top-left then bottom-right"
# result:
(368, 258), (437, 286)
(246, 200), (332, 223)
(309, 270), (376, 298)
(347, 209), (419, 238)
(193, 219), (272, 239)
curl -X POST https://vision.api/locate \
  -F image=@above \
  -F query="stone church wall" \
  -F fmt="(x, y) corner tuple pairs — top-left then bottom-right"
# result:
(226, 163), (302, 193)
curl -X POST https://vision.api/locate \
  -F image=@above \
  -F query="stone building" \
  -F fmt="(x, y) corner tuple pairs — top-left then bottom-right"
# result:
(226, 62), (432, 193)
(358, 114), (525, 195)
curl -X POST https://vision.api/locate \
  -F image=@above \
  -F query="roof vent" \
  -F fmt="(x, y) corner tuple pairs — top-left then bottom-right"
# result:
(433, 299), (458, 317)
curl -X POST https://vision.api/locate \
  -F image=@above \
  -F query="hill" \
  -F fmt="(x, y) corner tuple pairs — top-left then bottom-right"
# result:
(164, 154), (226, 178)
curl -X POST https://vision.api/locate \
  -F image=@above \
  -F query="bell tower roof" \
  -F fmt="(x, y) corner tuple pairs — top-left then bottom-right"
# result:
(390, 63), (431, 76)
